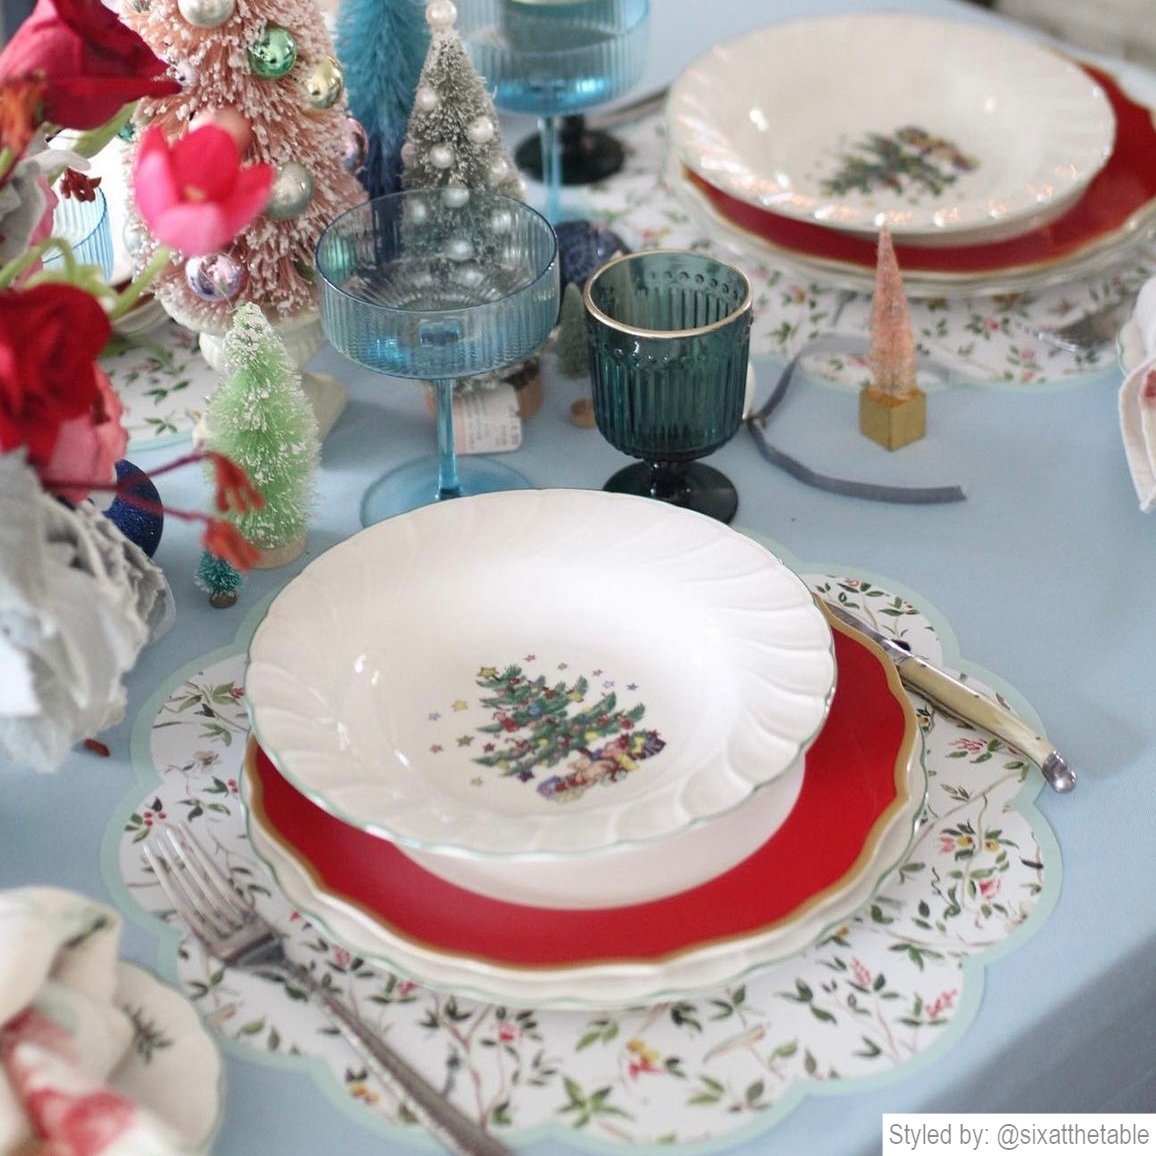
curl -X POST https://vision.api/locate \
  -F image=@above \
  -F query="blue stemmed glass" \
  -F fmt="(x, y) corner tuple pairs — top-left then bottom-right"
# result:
(315, 190), (559, 524)
(460, 0), (650, 222)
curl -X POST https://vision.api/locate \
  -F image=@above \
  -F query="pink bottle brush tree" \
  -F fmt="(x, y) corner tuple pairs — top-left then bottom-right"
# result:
(868, 226), (919, 399)
(120, 0), (367, 363)
(860, 227), (926, 450)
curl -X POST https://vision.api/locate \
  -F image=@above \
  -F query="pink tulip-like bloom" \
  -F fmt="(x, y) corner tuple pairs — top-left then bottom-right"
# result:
(133, 123), (274, 257)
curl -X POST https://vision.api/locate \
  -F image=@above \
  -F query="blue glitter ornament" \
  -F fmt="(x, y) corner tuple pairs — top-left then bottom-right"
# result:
(555, 219), (630, 290)
(105, 460), (164, 557)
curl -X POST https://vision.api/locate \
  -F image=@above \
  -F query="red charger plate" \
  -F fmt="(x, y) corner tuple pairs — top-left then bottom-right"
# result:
(683, 65), (1156, 277)
(243, 618), (920, 969)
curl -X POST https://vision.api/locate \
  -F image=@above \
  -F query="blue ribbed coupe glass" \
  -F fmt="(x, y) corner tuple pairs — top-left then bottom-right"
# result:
(460, 0), (650, 222)
(315, 190), (559, 524)
(583, 249), (753, 523)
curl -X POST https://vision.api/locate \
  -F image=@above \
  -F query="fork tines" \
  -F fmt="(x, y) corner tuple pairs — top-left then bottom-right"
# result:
(143, 823), (248, 942)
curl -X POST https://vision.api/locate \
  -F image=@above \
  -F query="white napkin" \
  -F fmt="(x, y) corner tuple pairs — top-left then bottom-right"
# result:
(1119, 276), (1156, 513)
(0, 888), (196, 1155)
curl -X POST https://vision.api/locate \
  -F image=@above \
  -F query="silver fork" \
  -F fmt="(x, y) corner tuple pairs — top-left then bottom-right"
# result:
(1025, 294), (1136, 354)
(143, 823), (514, 1156)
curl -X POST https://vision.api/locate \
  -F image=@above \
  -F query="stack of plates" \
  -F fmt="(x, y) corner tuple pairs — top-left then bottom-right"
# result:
(242, 489), (924, 1008)
(667, 14), (1156, 296)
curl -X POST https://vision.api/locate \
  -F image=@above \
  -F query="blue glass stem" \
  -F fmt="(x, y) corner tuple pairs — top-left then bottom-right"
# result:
(434, 378), (463, 501)
(539, 115), (562, 223)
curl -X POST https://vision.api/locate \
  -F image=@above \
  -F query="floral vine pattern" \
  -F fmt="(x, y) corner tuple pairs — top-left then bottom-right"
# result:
(111, 574), (1057, 1149)
(101, 319), (218, 451)
(579, 114), (1155, 389)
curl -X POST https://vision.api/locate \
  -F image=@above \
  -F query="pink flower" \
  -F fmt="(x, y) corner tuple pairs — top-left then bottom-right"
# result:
(41, 365), (125, 501)
(979, 877), (1001, 899)
(925, 989), (956, 1020)
(132, 123), (274, 257)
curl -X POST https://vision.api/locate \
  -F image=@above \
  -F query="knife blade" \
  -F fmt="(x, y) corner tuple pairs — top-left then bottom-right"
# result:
(820, 599), (1076, 794)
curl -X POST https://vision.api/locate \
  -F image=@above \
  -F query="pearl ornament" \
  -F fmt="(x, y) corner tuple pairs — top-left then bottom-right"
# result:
(441, 185), (470, 208)
(415, 85), (439, 112)
(426, 0), (456, 30)
(429, 143), (454, 170)
(177, 0), (234, 27)
(446, 238), (475, 262)
(466, 116), (494, 145)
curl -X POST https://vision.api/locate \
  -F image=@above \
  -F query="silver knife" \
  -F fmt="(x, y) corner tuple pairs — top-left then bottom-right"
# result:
(821, 600), (1076, 794)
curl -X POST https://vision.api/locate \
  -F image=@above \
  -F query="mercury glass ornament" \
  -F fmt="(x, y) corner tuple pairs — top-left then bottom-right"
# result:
(185, 252), (247, 301)
(122, 220), (147, 257)
(177, 0), (234, 28)
(248, 25), (297, 79)
(343, 116), (369, 173)
(302, 55), (344, 110)
(265, 161), (314, 219)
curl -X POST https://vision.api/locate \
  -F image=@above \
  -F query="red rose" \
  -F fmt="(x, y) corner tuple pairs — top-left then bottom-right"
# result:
(0, 282), (113, 472)
(0, 0), (179, 131)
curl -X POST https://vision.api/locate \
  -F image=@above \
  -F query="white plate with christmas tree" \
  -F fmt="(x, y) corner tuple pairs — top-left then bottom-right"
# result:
(244, 489), (836, 908)
(668, 13), (1115, 246)
(239, 613), (923, 1008)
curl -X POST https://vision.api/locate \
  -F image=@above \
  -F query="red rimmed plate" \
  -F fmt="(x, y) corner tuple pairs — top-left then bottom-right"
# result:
(242, 619), (925, 1007)
(679, 65), (1156, 292)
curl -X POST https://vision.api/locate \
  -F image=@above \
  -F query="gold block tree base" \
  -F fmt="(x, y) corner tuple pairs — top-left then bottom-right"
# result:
(859, 386), (926, 451)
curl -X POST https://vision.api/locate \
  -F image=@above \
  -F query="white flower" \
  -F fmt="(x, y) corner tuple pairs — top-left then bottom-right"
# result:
(0, 452), (171, 771)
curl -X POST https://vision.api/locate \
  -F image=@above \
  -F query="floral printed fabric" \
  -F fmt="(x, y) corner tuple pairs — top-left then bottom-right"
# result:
(111, 574), (1059, 1150)
(0, 887), (195, 1155)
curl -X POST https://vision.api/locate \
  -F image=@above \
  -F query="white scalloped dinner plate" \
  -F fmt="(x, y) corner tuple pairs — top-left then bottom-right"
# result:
(240, 615), (925, 1008)
(667, 13), (1115, 246)
(246, 489), (835, 863)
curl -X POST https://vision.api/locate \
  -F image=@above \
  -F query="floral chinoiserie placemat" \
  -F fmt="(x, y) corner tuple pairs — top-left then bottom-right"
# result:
(102, 318), (216, 452)
(102, 568), (1061, 1151)
(575, 103), (1155, 391)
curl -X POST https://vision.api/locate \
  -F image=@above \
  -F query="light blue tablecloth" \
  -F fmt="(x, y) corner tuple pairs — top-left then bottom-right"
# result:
(3, 1), (1154, 1153)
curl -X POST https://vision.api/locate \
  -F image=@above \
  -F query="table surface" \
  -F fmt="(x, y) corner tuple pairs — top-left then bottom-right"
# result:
(4, 1), (1156, 1153)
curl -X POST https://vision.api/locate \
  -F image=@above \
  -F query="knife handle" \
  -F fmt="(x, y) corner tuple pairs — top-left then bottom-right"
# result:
(898, 657), (1077, 793)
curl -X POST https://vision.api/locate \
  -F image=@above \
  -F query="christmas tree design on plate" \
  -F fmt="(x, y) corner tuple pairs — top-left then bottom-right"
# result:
(431, 657), (666, 804)
(819, 126), (978, 202)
